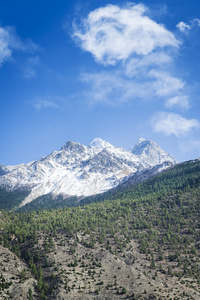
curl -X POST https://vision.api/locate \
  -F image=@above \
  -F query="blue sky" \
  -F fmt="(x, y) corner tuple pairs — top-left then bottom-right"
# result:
(0, 0), (200, 165)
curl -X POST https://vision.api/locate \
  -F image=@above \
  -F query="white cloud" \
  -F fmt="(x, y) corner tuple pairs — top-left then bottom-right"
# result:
(73, 4), (179, 65)
(165, 95), (189, 109)
(152, 112), (199, 137)
(0, 25), (40, 67)
(32, 97), (62, 111)
(149, 70), (185, 96)
(81, 71), (150, 105)
(125, 52), (172, 77)
(192, 18), (200, 27)
(0, 26), (13, 65)
(71, 4), (190, 109)
(176, 22), (191, 32)
(81, 66), (186, 106)
(177, 18), (200, 32)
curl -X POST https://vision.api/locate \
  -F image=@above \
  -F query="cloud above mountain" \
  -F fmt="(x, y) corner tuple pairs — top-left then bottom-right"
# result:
(71, 3), (187, 107)
(0, 25), (41, 74)
(152, 112), (199, 137)
(69, 2), (200, 145)
(73, 4), (179, 65)
(80, 68), (185, 106)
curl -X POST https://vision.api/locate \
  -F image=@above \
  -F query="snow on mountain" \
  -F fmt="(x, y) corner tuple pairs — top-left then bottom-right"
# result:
(129, 138), (178, 167)
(89, 138), (113, 149)
(0, 165), (10, 176)
(120, 161), (174, 187)
(0, 138), (177, 208)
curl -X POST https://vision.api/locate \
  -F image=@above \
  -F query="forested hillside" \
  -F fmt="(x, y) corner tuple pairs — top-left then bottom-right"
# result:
(0, 159), (200, 299)
(81, 159), (200, 205)
(14, 158), (200, 212)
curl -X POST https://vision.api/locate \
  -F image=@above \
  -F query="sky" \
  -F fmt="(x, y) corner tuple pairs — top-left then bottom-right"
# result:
(0, 0), (200, 165)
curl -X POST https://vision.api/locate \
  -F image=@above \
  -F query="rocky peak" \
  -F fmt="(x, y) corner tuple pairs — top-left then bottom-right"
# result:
(61, 141), (85, 153)
(0, 137), (178, 208)
(129, 138), (177, 166)
(130, 138), (155, 156)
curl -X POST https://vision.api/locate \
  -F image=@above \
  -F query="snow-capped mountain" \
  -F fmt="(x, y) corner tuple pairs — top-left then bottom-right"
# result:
(0, 138), (178, 208)
(89, 138), (114, 149)
(129, 138), (177, 167)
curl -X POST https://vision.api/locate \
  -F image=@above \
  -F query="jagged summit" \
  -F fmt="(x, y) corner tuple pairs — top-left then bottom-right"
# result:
(129, 138), (154, 155)
(138, 137), (146, 143)
(129, 138), (177, 166)
(61, 140), (76, 149)
(89, 138), (113, 149)
(61, 140), (85, 152)
(0, 137), (177, 209)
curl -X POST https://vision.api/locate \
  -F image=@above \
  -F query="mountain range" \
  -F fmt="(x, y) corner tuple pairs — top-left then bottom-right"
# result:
(0, 138), (177, 210)
(1, 141), (200, 300)
(1, 157), (200, 299)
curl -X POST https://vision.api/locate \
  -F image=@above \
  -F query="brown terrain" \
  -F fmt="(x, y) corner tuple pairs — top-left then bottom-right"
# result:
(1, 230), (199, 300)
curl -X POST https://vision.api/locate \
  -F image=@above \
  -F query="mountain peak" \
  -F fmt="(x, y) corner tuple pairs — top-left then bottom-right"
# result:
(138, 137), (146, 143)
(60, 141), (85, 152)
(89, 138), (113, 149)
(129, 138), (177, 166)
(129, 138), (152, 154)
(0, 137), (178, 209)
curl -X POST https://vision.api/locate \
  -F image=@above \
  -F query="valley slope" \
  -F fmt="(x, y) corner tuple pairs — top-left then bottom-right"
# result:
(0, 158), (200, 299)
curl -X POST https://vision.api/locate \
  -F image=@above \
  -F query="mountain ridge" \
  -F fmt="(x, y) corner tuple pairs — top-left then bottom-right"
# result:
(0, 138), (178, 210)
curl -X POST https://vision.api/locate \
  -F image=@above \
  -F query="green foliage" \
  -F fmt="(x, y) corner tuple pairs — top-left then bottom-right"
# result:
(81, 159), (200, 206)
(17, 194), (78, 212)
(28, 288), (33, 300)
(0, 159), (200, 297)
(0, 273), (12, 291)
(121, 286), (127, 294)
(20, 269), (27, 282)
(0, 187), (30, 210)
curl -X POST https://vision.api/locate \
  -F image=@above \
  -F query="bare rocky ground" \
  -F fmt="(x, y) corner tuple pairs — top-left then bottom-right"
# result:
(0, 245), (37, 299)
(38, 233), (200, 300)
(1, 232), (199, 299)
